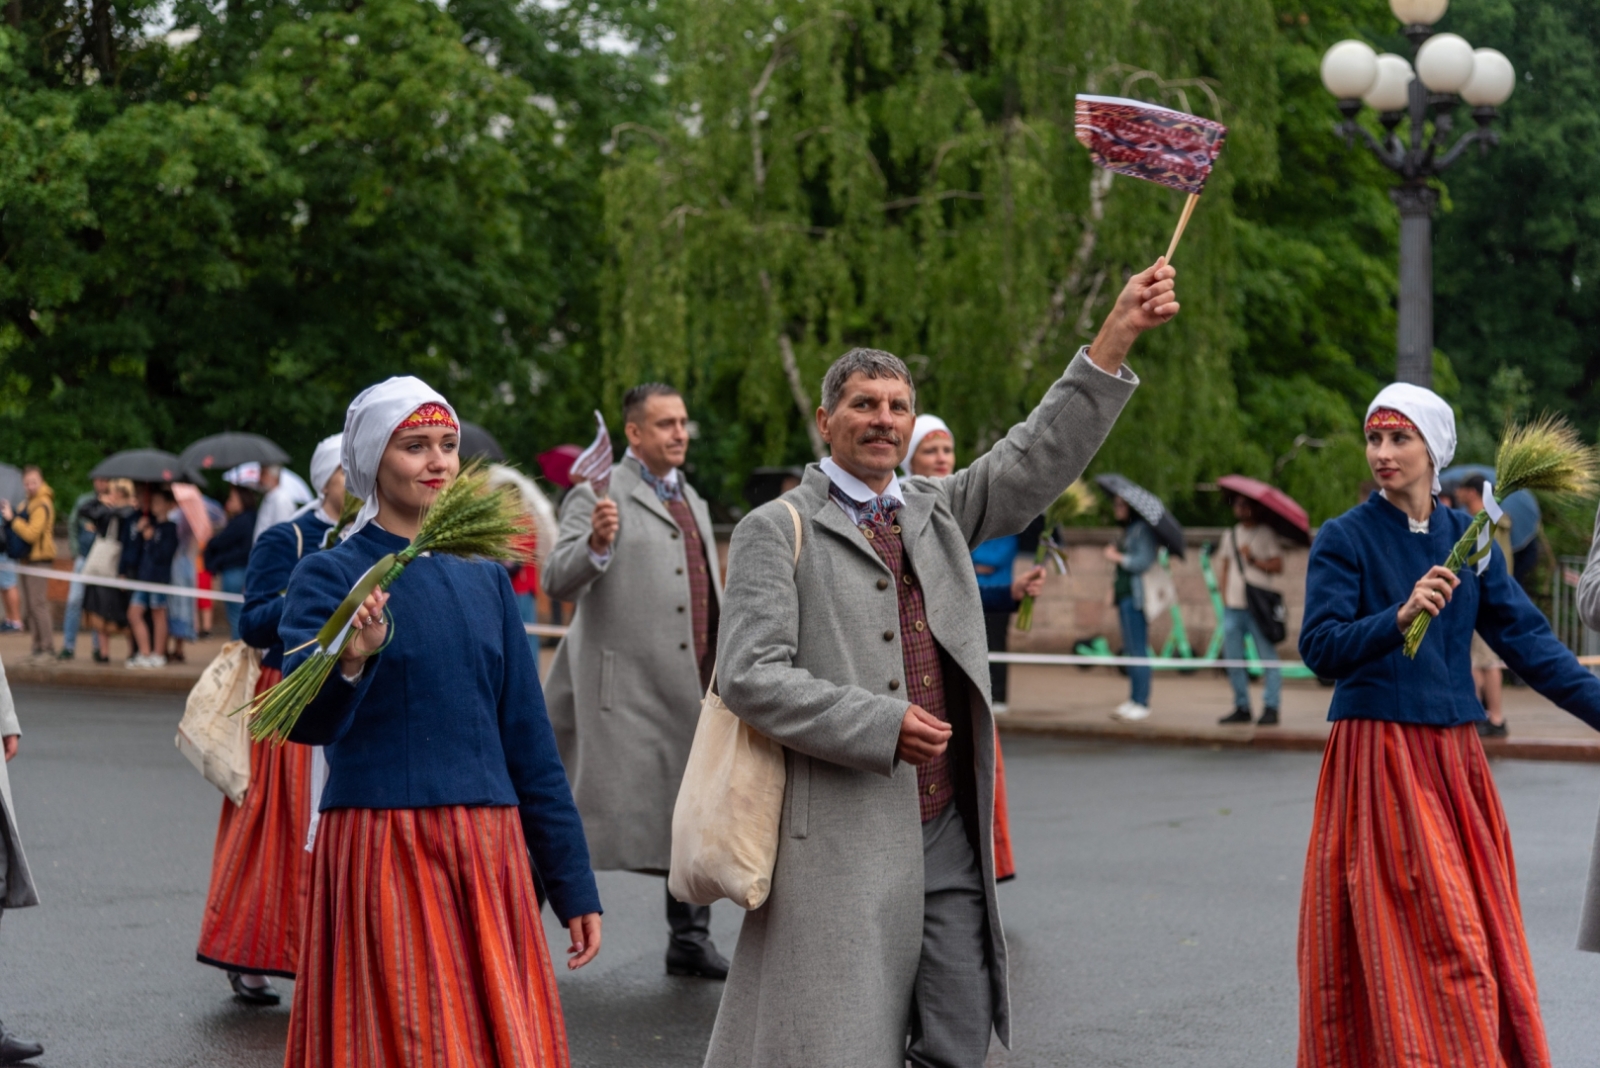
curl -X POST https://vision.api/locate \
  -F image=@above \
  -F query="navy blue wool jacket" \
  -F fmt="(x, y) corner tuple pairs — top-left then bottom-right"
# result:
(204, 510), (257, 573)
(240, 509), (333, 671)
(128, 520), (179, 585)
(1300, 492), (1600, 730)
(282, 522), (600, 922)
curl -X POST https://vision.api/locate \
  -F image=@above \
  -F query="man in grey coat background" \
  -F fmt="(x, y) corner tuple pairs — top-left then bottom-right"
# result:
(544, 383), (730, 979)
(0, 657), (43, 1064)
(706, 258), (1179, 1068)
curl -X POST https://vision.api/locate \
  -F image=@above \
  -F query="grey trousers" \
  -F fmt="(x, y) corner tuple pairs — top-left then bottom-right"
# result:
(907, 803), (993, 1068)
(1579, 805), (1600, 953)
(20, 574), (51, 655)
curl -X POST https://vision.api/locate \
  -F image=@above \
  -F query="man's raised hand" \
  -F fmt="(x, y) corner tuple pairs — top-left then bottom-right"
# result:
(1087, 257), (1180, 374)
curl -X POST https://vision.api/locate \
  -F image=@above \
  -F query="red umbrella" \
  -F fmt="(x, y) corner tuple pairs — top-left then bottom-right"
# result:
(1216, 474), (1311, 545)
(537, 444), (584, 489)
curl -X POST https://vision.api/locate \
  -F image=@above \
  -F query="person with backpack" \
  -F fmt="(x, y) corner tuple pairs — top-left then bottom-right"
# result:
(1215, 493), (1285, 726)
(0, 467), (56, 659)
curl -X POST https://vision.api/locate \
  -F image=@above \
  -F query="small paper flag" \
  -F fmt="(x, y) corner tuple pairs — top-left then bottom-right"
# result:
(570, 411), (614, 499)
(1074, 95), (1228, 196)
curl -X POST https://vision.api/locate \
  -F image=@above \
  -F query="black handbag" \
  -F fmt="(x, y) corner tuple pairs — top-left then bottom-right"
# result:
(5, 506), (32, 560)
(1232, 533), (1287, 646)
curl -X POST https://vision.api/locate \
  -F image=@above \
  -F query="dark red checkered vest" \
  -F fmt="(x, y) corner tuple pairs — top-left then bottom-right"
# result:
(859, 515), (953, 823)
(663, 496), (718, 689)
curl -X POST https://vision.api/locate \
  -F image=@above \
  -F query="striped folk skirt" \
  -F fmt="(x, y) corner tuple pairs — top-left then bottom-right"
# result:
(196, 667), (314, 978)
(1299, 718), (1549, 1068)
(285, 805), (569, 1068)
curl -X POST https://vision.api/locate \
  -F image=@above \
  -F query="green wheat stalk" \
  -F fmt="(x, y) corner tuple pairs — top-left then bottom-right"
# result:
(1016, 484), (1089, 632)
(241, 461), (523, 742)
(321, 493), (364, 549)
(1403, 415), (1599, 658)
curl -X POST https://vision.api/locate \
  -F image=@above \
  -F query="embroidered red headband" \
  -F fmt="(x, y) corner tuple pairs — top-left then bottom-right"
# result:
(396, 402), (458, 432)
(1364, 408), (1416, 432)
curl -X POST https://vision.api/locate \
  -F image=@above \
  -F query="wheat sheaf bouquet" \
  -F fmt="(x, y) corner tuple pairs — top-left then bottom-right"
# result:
(241, 461), (524, 742)
(1403, 416), (1599, 659)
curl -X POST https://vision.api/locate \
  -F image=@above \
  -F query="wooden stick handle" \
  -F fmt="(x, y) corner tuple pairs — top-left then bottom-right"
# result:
(1163, 192), (1200, 264)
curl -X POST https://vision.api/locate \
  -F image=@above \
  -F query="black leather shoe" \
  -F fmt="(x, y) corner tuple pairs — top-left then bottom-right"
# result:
(1257, 707), (1280, 726)
(0, 1024), (43, 1065)
(1478, 719), (1508, 739)
(1218, 707), (1253, 725)
(228, 972), (282, 1005)
(666, 941), (730, 980)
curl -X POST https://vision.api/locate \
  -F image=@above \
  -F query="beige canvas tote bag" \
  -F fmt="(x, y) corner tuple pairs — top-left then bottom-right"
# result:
(668, 500), (801, 909)
(175, 640), (261, 806)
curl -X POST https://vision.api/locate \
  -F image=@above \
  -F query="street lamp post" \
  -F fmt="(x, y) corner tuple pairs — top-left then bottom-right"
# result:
(1320, 1), (1517, 387)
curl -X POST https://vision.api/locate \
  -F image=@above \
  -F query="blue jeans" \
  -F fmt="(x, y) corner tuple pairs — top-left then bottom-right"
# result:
(219, 567), (247, 640)
(1118, 596), (1151, 706)
(1223, 607), (1282, 711)
(62, 556), (90, 652)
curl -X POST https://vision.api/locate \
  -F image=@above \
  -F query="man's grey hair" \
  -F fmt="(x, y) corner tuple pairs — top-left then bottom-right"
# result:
(820, 348), (916, 413)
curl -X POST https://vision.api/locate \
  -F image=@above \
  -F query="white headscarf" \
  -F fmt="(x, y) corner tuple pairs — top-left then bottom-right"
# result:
(309, 434), (344, 497)
(902, 414), (953, 477)
(341, 377), (458, 539)
(1365, 382), (1456, 496)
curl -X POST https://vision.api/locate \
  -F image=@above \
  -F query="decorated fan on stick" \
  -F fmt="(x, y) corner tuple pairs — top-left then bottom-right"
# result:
(1074, 95), (1228, 262)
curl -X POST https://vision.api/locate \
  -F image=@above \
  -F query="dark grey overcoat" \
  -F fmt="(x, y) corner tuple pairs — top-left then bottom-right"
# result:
(1572, 503), (1600, 951)
(543, 456), (723, 872)
(705, 350), (1137, 1067)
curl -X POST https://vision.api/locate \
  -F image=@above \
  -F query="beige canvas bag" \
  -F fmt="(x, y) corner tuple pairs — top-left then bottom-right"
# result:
(668, 500), (800, 909)
(175, 640), (261, 806)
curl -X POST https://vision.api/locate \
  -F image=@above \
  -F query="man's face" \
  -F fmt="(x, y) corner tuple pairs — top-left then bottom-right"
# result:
(1457, 487), (1483, 513)
(625, 395), (690, 475)
(22, 471), (40, 496)
(818, 373), (915, 484)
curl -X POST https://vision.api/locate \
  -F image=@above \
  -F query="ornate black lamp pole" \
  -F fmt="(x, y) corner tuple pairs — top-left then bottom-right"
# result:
(1320, 0), (1516, 387)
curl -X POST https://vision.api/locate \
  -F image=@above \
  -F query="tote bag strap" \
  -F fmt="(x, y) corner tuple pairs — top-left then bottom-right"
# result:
(705, 498), (804, 697)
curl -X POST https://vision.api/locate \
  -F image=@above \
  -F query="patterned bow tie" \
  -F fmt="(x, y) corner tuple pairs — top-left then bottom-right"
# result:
(830, 483), (900, 530)
(639, 467), (684, 503)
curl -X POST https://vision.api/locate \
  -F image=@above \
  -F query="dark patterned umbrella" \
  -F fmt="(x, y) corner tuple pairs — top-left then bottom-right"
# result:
(1094, 473), (1186, 558)
(179, 432), (289, 475)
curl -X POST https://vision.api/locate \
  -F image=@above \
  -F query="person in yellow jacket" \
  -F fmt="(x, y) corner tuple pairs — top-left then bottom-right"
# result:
(1, 468), (55, 657)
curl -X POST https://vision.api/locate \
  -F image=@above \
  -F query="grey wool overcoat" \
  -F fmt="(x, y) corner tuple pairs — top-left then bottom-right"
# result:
(543, 455), (723, 873)
(1571, 505), (1600, 951)
(0, 657), (38, 910)
(704, 350), (1137, 1068)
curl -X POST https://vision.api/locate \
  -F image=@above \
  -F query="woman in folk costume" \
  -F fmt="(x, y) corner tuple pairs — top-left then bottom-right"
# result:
(1297, 383), (1600, 1068)
(280, 378), (600, 1068)
(903, 414), (1042, 882)
(195, 434), (347, 1004)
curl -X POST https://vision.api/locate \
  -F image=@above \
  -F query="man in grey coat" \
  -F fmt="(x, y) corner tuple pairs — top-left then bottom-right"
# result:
(1570, 508), (1600, 953)
(706, 258), (1179, 1067)
(0, 658), (43, 1064)
(544, 383), (730, 978)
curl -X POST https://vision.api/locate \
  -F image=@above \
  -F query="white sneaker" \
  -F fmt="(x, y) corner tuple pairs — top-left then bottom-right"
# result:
(1112, 701), (1152, 723)
(146, 655), (168, 668)
(125, 655), (148, 669)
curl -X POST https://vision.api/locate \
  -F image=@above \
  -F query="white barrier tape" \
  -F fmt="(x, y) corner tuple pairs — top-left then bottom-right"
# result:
(0, 561), (245, 603)
(520, 623), (1305, 670)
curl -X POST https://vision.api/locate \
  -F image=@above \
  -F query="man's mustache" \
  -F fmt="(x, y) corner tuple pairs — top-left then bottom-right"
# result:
(857, 433), (901, 446)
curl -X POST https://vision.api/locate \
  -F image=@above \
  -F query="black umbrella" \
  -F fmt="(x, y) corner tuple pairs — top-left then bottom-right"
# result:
(90, 449), (190, 483)
(460, 422), (506, 463)
(179, 432), (289, 475)
(1094, 473), (1187, 559)
(0, 464), (23, 508)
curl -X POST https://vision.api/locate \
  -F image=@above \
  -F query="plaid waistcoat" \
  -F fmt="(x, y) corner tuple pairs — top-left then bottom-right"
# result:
(663, 496), (718, 689)
(860, 514), (953, 824)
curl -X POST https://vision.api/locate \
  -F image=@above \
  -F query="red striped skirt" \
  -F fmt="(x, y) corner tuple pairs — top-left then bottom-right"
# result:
(285, 805), (568, 1068)
(196, 666), (314, 978)
(1298, 718), (1549, 1068)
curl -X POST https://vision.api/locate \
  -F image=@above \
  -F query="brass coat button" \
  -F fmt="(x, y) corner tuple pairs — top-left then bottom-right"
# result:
(677, 605), (686, 613)
(680, 642), (688, 650)
(883, 630), (894, 641)
(890, 524), (901, 534)
(903, 574), (913, 585)
(877, 578), (889, 590)
(914, 620), (925, 632)
(676, 567), (684, 575)
(922, 674), (933, 687)
(863, 528), (875, 540)
(888, 679), (900, 691)
(671, 532), (680, 540)
(927, 784), (938, 795)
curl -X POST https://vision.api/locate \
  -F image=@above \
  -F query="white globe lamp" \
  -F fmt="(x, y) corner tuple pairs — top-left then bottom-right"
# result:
(1459, 48), (1515, 107)
(1364, 54), (1416, 113)
(1390, 0), (1448, 25)
(1321, 40), (1380, 101)
(1416, 33), (1476, 94)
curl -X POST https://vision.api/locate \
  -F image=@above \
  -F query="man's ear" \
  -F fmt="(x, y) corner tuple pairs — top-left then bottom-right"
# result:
(815, 407), (831, 446)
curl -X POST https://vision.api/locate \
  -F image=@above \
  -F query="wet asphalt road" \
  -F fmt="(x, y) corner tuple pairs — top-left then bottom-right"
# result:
(2, 687), (1598, 1067)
